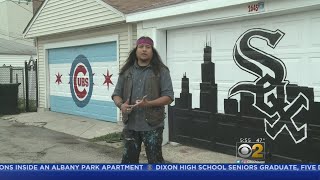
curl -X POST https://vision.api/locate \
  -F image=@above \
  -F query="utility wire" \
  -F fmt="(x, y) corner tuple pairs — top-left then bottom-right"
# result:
(0, 0), (43, 3)
(7, 0), (33, 13)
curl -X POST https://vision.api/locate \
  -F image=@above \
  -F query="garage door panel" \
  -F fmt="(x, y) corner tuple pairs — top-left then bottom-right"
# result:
(50, 96), (117, 121)
(49, 41), (118, 122)
(315, 89), (320, 102)
(241, 20), (268, 28)
(190, 89), (200, 108)
(214, 53), (231, 60)
(167, 57), (195, 62)
(309, 58), (320, 89)
(217, 90), (230, 113)
(283, 58), (305, 85)
(191, 31), (210, 53)
(50, 84), (71, 97)
(48, 42), (116, 64)
(215, 61), (254, 84)
(168, 61), (188, 78)
(311, 18), (320, 46)
(169, 60), (202, 80)
(90, 93), (113, 101)
(49, 64), (71, 95)
(214, 29), (238, 52)
(169, 32), (192, 55)
(241, 22), (269, 34)
(172, 80), (180, 88)
(273, 20), (304, 49)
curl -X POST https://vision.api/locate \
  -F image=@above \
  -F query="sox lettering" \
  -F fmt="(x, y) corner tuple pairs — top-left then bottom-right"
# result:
(229, 28), (309, 144)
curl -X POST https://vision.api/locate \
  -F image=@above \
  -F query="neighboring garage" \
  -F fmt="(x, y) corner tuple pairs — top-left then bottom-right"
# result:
(48, 40), (118, 121)
(127, 0), (320, 161)
(167, 9), (320, 112)
(23, 0), (138, 123)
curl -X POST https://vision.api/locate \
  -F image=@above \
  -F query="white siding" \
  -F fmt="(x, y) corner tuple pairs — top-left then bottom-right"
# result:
(0, 55), (32, 67)
(132, 24), (137, 47)
(25, 0), (125, 38)
(37, 23), (136, 109)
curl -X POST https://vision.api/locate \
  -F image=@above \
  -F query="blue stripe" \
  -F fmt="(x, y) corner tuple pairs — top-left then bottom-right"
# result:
(50, 96), (117, 122)
(48, 42), (117, 64)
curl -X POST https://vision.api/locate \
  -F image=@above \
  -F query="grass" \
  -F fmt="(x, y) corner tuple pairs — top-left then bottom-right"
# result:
(18, 98), (25, 113)
(28, 100), (37, 112)
(17, 99), (37, 113)
(90, 132), (122, 143)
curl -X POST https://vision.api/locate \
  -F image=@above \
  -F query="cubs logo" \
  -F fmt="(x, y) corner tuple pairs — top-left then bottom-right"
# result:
(69, 55), (93, 107)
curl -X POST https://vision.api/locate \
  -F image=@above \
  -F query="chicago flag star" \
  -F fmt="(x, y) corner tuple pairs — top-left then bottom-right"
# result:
(103, 69), (113, 90)
(55, 72), (62, 85)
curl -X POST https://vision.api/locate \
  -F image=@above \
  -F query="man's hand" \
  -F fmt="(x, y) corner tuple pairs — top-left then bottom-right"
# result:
(121, 99), (134, 114)
(133, 95), (149, 108)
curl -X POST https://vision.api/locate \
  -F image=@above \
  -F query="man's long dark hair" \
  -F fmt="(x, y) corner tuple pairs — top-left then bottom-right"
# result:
(119, 47), (169, 75)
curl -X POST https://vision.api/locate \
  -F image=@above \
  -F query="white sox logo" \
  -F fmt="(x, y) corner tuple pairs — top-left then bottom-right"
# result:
(229, 28), (309, 144)
(70, 55), (93, 108)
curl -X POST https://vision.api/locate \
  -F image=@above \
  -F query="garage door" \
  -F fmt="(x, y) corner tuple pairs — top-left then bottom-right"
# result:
(167, 10), (320, 113)
(48, 42), (118, 122)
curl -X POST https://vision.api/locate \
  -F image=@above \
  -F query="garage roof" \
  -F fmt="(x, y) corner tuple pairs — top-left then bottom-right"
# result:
(102, 0), (196, 14)
(0, 38), (36, 55)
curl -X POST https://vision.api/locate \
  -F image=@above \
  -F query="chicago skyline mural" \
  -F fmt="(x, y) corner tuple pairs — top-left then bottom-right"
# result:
(169, 28), (320, 162)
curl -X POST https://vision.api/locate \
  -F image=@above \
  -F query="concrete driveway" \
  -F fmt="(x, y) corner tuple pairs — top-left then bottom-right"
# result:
(1, 111), (238, 163)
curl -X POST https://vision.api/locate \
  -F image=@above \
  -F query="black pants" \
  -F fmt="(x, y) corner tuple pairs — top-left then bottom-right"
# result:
(121, 127), (164, 164)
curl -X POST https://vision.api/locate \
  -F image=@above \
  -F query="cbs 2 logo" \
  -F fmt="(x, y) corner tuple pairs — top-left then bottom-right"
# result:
(237, 143), (265, 159)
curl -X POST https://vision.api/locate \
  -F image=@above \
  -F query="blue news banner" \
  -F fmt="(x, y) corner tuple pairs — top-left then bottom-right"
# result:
(0, 163), (319, 171)
(0, 164), (320, 180)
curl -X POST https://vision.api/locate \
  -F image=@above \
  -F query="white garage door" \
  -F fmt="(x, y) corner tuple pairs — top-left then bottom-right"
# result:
(167, 10), (320, 113)
(48, 41), (118, 122)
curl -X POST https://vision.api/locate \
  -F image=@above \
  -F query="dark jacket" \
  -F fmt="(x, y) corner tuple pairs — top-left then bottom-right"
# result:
(122, 67), (165, 126)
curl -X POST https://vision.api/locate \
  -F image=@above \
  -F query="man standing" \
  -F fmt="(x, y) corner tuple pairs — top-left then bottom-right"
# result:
(112, 36), (174, 163)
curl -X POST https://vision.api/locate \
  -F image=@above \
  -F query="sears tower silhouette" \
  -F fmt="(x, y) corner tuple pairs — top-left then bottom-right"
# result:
(175, 42), (217, 113)
(199, 42), (217, 113)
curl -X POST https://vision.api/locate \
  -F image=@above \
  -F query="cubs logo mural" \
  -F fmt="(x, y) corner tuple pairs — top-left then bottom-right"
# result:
(49, 41), (118, 122)
(69, 55), (94, 108)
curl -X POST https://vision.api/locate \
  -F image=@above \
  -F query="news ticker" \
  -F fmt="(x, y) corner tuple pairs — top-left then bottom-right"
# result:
(0, 164), (320, 171)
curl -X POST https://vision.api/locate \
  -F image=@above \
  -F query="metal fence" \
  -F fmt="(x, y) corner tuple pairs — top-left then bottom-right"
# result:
(0, 65), (11, 83)
(0, 59), (38, 113)
(25, 59), (38, 112)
